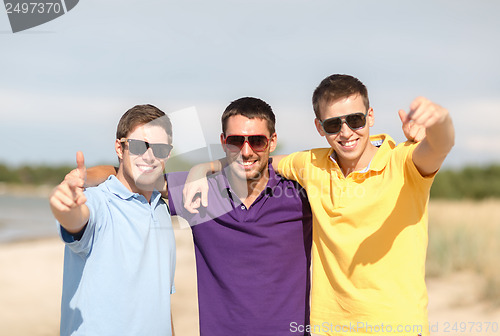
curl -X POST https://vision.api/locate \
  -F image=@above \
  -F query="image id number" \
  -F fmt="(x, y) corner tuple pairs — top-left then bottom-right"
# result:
(5, 2), (62, 14)
(441, 321), (499, 333)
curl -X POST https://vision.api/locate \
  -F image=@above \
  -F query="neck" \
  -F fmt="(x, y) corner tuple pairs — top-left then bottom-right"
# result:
(116, 167), (154, 202)
(337, 142), (378, 177)
(227, 169), (270, 208)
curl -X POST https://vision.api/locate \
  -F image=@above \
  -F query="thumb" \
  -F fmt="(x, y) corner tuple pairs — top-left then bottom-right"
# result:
(76, 151), (86, 178)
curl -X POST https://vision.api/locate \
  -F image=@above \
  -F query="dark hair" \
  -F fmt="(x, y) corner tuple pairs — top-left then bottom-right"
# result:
(312, 74), (370, 119)
(116, 104), (172, 141)
(221, 97), (276, 135)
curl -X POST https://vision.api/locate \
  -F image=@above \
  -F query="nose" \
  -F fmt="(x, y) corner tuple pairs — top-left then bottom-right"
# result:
(240, 140), (254, 157)
(338, 119), (353, 137)
(142, 147), (156, 162)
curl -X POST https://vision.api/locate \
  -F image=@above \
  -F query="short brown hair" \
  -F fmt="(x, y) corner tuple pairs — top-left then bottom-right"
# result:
(221, 97), (276, 135)
(116, 104), (172, 141)
(312, 74), (370, 119)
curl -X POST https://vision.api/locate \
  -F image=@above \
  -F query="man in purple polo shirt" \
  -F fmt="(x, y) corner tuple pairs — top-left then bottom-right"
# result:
(167, 97), (312, 336)
(83, 97), (312, 335)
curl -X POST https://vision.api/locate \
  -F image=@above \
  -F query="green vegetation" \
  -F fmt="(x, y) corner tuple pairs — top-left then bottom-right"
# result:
(0, 163), (75, 186)
(430, 164), (500, 200)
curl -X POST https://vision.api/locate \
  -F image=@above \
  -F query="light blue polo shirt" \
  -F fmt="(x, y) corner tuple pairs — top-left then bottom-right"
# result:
(58, 175), (176, 336)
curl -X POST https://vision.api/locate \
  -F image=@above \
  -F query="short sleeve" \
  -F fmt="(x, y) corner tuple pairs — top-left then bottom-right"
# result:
(277, 151), (311, 186)
(403, 141), (436, 191)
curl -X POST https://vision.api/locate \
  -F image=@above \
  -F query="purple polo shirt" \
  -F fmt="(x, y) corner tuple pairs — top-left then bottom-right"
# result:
(167, 162), (312, 336)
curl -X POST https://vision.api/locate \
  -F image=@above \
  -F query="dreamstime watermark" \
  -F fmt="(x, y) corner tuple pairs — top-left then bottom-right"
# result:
(3, 0), (79, 33)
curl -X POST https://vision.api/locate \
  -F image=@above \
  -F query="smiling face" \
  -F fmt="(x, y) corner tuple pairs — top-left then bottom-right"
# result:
(221, 114), (277, 186)
(315, 94), (376, 173)
(116, 123), (171, 196)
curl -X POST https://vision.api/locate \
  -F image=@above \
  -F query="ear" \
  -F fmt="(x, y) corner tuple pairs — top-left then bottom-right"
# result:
(315, 118), (326, 136)
(220, 133), (227, 151)
(268, 133), (277, 153)
(115, 139), (124, 160)
(367, 107), (375, 127)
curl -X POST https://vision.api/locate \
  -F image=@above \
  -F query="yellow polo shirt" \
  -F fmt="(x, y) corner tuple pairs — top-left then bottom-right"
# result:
(278, 134), (434, 336)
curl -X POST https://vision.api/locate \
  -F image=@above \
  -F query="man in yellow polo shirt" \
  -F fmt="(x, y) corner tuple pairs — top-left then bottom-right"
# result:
(274, 74), (455, 336)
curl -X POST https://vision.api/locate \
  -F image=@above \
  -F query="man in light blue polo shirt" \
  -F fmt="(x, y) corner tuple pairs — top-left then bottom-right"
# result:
(49, 105), (176, 336)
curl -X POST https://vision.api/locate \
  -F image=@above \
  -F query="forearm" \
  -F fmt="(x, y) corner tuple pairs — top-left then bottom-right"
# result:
(86, 165), (117, 187)
(51, 204), (90, 234)
(188, 158), (225, 178)
(424, 113), (455, 157)
(413, 111), (455, 176)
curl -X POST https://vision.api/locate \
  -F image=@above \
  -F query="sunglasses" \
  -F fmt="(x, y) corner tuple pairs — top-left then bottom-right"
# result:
(319, 111), (369, 135)
(120, 138), (173, 159)
(223, 135), (270, 152)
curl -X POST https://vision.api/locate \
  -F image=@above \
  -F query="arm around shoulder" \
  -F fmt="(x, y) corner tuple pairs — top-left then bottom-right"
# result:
(87, 165), (118, 187)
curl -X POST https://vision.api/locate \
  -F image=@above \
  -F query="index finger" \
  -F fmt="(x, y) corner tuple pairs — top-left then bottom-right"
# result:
(409, 96), (428, 112)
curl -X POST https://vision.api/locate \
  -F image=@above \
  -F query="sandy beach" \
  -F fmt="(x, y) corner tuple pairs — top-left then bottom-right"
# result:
(1, 220), (499, 336)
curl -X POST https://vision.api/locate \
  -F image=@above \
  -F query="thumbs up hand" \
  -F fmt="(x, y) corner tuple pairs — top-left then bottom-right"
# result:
(49, 152), (91, 233)
(51, 152), (87, 211)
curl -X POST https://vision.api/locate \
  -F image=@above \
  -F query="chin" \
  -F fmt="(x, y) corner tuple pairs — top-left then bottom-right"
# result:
(231, 169), (256, 182)
(134, 172), (163, 190)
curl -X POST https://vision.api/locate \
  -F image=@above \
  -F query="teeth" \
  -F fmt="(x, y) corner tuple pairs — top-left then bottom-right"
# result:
(341, 140), (356, 147)
(238, 161), (254, 166)
(139, 166), (154, 171)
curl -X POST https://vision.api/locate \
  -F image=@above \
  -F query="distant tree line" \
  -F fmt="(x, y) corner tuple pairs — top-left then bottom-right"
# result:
(0, 163), (75, 186)
(1, 162), (500, 200)
(430, 164), (500, 200)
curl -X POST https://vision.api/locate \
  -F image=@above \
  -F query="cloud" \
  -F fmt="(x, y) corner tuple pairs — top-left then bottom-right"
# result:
(445, 98), (500, 165)
(463, 137), (500, 154)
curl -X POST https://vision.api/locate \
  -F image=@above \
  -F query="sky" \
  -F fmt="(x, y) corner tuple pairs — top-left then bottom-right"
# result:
(1, 0), (499, 169)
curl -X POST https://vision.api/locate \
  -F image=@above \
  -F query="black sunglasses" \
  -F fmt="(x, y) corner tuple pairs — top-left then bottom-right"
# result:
(319, 111), (368, 135)
(223, 135), (270, 152)
(120, 138), (173, 159)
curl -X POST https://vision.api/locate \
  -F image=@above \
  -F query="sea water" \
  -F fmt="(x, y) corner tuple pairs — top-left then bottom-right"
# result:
(0, 195), (57, 243)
